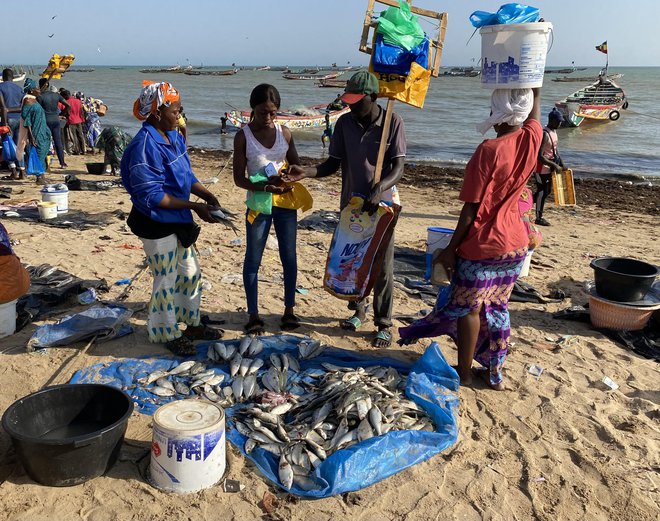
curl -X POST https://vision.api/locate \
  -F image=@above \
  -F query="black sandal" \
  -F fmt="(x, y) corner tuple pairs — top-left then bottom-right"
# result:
(280, 313), (301, 330)
(183, 324), (225, 341)
(245, 317), (265, 335)
(165, 336), (197, 356)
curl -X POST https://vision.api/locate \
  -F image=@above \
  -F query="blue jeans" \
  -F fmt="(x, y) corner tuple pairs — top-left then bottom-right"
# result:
(46, 119), (66, 166)
(243, 207), (297, 315)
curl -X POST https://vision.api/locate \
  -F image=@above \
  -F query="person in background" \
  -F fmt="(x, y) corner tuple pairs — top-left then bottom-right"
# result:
(61, 89), (86, 155)
(37, 80), (69, 168)
(533, 107), (564, 226)
(0, 69), (26, 177)
(121, 81), (223, 356)
(283, 71), (406, 348)
(19, 79), (52, 184)
(321, 113), (332, 148)
(233, 84), (305, 334)
(96, 126), (133, 175)
(0, 223), (31, 333)
(220, 112), (229, 135)
(177, 105), (187, 142)
(77, 92), (103, 153)
(398, 88), (542, 391)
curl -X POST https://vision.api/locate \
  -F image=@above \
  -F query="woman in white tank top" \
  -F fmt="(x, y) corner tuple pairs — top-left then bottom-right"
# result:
(232, 84), (305, 334)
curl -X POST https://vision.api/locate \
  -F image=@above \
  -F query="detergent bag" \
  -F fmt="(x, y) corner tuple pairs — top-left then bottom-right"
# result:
(324, 196), (400, 301)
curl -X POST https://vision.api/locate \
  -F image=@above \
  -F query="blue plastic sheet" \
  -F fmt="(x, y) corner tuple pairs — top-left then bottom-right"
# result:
(470, 3), (540, 28)
(28, 304), (133, 349)
(372, 34), (430, 76)
(70, 335), (459, 498)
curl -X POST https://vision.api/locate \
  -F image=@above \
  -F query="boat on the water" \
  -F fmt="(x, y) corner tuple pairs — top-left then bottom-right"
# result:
(441, 67), (480, 77)
(0, 72), (26, 83)
(184, 68), (238, 76)
(227, 103), (350, 130)
(283, 72), (341, 81)
(255, 65), (271, 71)
(316, 78), (348, 88)
(553, 73), (622, 83)
(140, 65), (183, 73)
(555, 76), (628, 127)
(68, 68), (95, 72)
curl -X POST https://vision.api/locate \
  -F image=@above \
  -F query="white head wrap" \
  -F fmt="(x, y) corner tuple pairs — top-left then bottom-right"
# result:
(477, 88), (533, 135)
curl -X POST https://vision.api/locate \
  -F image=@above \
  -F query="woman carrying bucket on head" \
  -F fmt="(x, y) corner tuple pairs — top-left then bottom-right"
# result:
(399, 87), (543, 391)
(121, 81), (224, 356)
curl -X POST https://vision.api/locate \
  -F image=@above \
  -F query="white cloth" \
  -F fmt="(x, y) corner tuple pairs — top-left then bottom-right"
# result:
(477, 88), (533, 135)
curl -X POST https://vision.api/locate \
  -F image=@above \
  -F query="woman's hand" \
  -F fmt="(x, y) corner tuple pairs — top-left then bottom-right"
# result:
(265, 183), (293, 195)
(193, 202), (217, 223)
(434, 247), (457, 280)
(281, 164), (308, 183)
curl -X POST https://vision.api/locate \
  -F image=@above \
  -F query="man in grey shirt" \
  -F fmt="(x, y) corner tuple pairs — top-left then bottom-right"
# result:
(284, 71), (406, 347)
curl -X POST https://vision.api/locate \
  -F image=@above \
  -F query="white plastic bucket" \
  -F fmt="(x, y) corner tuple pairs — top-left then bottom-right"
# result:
(37, 201), (58, 220)
(0, 299), (17, 339)
(426, 227), (454, 280)
(149, 400), (225, 494)
(519, 249), (534, 278)
(41, 189), (69, 214)
(480, 22), (553, 89)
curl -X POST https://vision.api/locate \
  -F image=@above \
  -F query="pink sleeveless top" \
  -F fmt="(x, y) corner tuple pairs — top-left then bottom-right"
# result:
(538, 127), (558, 174)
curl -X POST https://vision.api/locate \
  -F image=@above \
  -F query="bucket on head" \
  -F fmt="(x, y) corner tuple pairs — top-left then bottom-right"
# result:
(41, 187), (69, 214)
(480, 22), (552, 89)
(519, 249), (534, 278)
(0, 299), (17, 339)
(149, 400), (226, 494)
(37, 201), (58, 221)
(426, 227), (454, 280)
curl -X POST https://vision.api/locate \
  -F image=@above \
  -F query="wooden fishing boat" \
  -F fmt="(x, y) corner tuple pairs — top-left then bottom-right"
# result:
(316, 78), (348, 88)
(553, 73), (622, 83)
(0, 72), (26, 83)
(227, 103), (350, 130)
(256, 66), (271, 71)
(140, 65), (182, 73)
(555, 77), (628, 127)
(184, 68), (238, 76)
(283, 72), (341, 81)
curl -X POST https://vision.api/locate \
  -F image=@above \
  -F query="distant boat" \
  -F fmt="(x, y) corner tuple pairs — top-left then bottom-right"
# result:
(555, 76), (628, 127)
(139, 65), (182, 73)
(0, 72), (26, 83)
(553, 73), (623, 83)
(228, 103), (350, 130)
(68, 68), (95, 72)
(255, 65), (271, 71)
(316, 78), (348, 88)
(184, 68), (238, 76)
(283, 72), (341, 81)
(442, 67), (480, 77)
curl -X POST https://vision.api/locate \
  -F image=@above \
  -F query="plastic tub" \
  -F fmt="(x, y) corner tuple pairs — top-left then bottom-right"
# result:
(86, 162), (105, 175)
(149, 400), (226, 494)
(2, 384), (133, 486)
(589, 294), (659, 331)
(480, 22), (552, 89)
(41, 188), (69, 214)
(590, 257), (658, 302)
(425, 227), (454, 280)
(0, 299), (17, 338)
(37, 201), (58, 220)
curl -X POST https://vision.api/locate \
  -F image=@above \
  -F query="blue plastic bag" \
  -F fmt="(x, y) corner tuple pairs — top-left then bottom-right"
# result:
(1, 134), (17, 163)
(70, 335), (459, 498)
(26, 146), (44, 176)
(372, 34), (430, 76)
(470, 3), (540, 28)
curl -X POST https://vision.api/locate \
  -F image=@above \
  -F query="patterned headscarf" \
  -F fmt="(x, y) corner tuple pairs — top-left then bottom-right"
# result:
(132, 81), (180, 121)
(23, 77), (37, 94)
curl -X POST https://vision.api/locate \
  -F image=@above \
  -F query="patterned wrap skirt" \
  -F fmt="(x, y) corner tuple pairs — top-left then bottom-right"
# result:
(399, 248), (527, 386)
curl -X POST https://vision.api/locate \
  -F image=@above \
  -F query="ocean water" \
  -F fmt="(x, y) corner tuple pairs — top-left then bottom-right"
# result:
(51, 66), (660, 178)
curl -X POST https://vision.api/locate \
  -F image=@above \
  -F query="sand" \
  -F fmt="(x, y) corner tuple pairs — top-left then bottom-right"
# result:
(0, 150), (658, 521)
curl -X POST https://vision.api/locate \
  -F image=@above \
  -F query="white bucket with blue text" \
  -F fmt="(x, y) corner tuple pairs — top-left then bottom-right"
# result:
(0, 299), (17, 339)
(149, 400), (226, 494)
(426, 227), (454, 280)
(41, 185), (69, 214)
(480, 22), (552, 89)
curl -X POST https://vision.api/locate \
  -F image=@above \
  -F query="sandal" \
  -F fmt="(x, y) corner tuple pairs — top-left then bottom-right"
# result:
(341, 315), (363, 331)
(245, 316), (265, 335)
(372, 329), (393, 348)
(281, 313), (301, 330)
(183, 324), (225, 341)
(165, 336), (197, 356)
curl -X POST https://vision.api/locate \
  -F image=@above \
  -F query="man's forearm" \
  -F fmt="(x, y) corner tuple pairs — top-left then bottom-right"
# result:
(313, 157), (340, 178)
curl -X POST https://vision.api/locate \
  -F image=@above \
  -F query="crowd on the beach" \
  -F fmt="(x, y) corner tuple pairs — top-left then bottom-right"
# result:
(0, 68), (569, 391)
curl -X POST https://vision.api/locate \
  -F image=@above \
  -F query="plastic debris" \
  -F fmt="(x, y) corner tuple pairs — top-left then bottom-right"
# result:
(201, 280), (213, 291)
(222, 479), (244, 493)
(229, 238), (242, 246)
(114, 278), (131, 285)
(528, 364), (544, 377)
(197, 247), (214, 257)
(221, 273), (243, 285)
(77, 288), (97, 305)
(602, 376), (619, 391)
(295, 287), (309, 295)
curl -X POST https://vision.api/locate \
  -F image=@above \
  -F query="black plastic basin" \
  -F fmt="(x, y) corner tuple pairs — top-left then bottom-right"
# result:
(85, 162), (105, 175)
(590, 257), (658, 302)
(2, 384), (133, 486)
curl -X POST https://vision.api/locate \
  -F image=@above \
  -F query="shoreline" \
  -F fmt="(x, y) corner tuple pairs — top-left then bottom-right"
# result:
(188, 147), (660, 215)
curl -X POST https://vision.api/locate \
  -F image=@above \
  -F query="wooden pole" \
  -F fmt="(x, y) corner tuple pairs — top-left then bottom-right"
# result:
(373, 98), (395, 186)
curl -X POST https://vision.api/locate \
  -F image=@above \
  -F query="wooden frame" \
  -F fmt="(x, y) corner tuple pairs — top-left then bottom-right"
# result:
(359, 0), (447, 77)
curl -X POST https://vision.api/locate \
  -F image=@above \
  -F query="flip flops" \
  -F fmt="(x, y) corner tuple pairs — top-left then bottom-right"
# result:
(165, 336), (197, 356)
(183, 324), (225, 341)
(372, 329), (393, 348)
(245, 317), (265, 335)
(341, 315), (363, 331)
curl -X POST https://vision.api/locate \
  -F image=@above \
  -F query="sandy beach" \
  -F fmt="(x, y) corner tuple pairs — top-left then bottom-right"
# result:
(0, 150), (658, 521)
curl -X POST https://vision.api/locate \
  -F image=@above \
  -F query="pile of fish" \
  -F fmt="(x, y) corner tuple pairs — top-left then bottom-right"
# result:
(135, 336), (436, 491)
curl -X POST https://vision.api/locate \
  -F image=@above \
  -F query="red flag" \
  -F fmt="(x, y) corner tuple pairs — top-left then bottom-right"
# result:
(595, 41), (608, 54)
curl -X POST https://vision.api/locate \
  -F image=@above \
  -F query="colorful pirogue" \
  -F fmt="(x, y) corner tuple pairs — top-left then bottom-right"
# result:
(555, 76), (628, 127)
(227, 104), (349, 130)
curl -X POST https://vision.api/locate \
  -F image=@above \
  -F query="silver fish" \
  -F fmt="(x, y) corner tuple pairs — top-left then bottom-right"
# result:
(174, 381), (190, 395)
(330, 417), (349, 449)
(206, 374), (224, 386)
(138, 370), (169, 386)
(234, 420), (252, 437)
(369, 405), (383, 435)
(207, 344), (220, 362)
(232, 376), (244, 401)
(149, 386), (176, 397)
(298, 339), (324, 360)
(357, 418), (374, 442)
(189, 362), (207, 375)
(293, 474), (321, 491)
(243, 375), (257, 400)
(222, 386), (233, 399)
(284, 353), (300, 373)
(311, 402), (333, 429)
(167, 360), (196, 375)
(356, 398), (370, 421)
(203, 390), (221, 403)
(280, 353), (289, 373)
(229, 353), (242, 378)
(155, 377), (175, 391)
(238, 336), (252, 355)
(258, 442), (284, 456)
(269, 353), (282, 371)
(279, 454), (294, 490)
(248, 336), (264, 356)
(245, 438), (257, 454)
(270, 402), (293, 416)
(239, 357), (252, 377)
(247, 357), (264, 375)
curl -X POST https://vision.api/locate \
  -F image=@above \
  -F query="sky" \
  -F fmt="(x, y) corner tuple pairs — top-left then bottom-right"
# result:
(3, 0), (659, 67)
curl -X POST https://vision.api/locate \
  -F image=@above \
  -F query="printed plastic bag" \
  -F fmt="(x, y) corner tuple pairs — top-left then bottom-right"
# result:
(470, 3), (540, 28)
(324, 196), (400, 301)
(376, 0), (425, 51)
(246, 172), (272, 215)
(1, 134), (17, 163)
(372, 34), (430, 76)
(26, 146), (45, 176)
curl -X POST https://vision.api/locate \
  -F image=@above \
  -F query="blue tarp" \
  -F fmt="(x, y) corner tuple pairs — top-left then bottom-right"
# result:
(71, 335), (459, 498)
